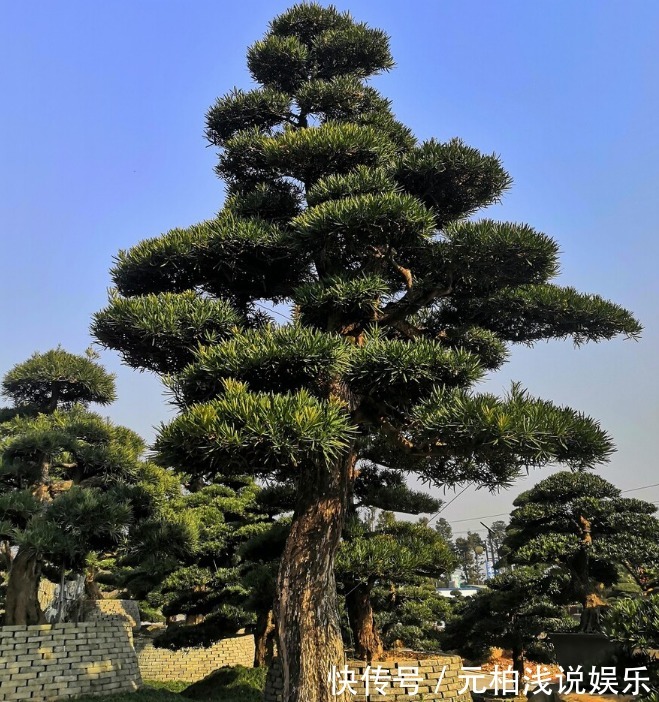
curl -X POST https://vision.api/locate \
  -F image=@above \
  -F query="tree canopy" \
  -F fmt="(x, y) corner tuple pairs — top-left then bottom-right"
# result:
(501, 471), (659, 631)
(92, 4), (640, 699)
(0, 349), (144, 625)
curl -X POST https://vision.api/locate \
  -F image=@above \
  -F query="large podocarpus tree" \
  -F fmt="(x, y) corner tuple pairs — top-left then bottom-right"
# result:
(93, 5), (640, 700)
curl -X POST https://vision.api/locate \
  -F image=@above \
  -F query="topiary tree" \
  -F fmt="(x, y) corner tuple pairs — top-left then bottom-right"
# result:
(373, 578), (455, 654)
(0, 349), (143, 625)
(336, 510), (455, 660)
(442, 566), (572, 676)
(120, 476), (288, 667)
(92, 4), (640, 699)
(501, 471), (659, 632)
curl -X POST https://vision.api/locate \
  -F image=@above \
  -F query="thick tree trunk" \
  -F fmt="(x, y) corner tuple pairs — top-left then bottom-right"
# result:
(84, 567), (103, 600)
(4, 547), (46, 625)
(346, 582), (383, 661)
(511, 642), (525, 678)
(254, 608), (275, 667)
(580, 591), (606, 632)
(575, 515), (606, 632)
(274, 452), (355, 702)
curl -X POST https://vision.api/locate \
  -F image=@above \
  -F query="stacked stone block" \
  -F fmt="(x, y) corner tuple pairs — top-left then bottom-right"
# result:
(264, 655), (472, 702)
(0, 620), (141, 701)
(83, 600), (141, 629)
(134, 633), (255, 682)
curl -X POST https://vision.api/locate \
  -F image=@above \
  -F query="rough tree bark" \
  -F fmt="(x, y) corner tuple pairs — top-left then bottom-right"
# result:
(346, 581), (383, 661)
(254, 608), (276, 667)
(576, 515), (606, 632)
(84, 566), (103, 600)
(511, 641), (525, 678)
(4, 548), (46, 625)
(274, 451), (356, 702)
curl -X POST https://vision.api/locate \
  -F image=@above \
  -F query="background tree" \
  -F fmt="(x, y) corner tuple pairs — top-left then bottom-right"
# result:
(0, 349), (144, 625)
(93, 4), (640, 699)
(487, 520), (508, 569)
(501, 471), (659, 631)
(336, 510), (455, 660)
(120, 476), (288, 667)
(434, 517), (453, 543)
(442, 566), (572, 675)
(373, 578), (455, 654)
(454, 532), (486, 585)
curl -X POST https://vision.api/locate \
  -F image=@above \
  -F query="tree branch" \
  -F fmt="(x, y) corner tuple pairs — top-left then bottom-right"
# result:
(377, 276), (453, 327)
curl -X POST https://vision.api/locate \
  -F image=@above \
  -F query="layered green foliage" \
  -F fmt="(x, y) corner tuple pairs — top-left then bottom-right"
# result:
(337, 515), (456, 653)
(442, 567), (573, 670)
(91, 2), (641, 671)
(0, 350), (150, 620)
(372, 580), (454, 653)
(121, 476), (287, 653)
(501, 471), (659, 629)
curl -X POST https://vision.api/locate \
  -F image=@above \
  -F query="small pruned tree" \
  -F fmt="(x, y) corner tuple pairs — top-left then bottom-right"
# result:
(0, 349), (143, 625)
(337, 514), (455, 660)
(501, 471), (659, 632)
(442, 566), (572, 675)
(454, 531), (486, 585)
(121, 476), (288, 667)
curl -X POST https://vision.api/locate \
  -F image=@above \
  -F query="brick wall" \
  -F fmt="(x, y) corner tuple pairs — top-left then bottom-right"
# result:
(134, 632), (255, 682)
(0, 620), (141, 701)
(83, 600), (141, 629)
(264, 655), (472, 702)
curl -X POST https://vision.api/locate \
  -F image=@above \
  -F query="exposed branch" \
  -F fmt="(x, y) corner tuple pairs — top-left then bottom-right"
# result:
(377, 276), (453, 327)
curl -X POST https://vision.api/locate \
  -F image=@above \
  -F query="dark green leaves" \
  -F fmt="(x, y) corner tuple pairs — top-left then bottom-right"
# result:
(312, 24), (394, 80)
(248, 35), (310, 93)
(348, 335), (483, 407)
(174, 326), (350, 403)
(429, 220), (560, 295)
(436, 283), (643, 344)
(112, 215), (306, 303)
(294, 191), (434, 270)
(306, 166), (396, 207)
(294, 275), (390, 331)
(251, 4), (393, 90)
(156, 380), (355, 480)
(395, 138), (512, 226)
(2, 348), (116, 412)
(205, 88), (292, 146)
(219, 122), (396, 186)
(336, 521), (454, 581)
(92, 292), (241, 375)
(413, 384), (614, 472)
(296, 77), (389, 123)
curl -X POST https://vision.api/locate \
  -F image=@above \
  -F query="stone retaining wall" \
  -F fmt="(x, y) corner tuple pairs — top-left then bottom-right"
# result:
(83, 599), (141, 628)
(0, 620), (141, 701)
(264, 655), (472, 702)
(134, 633), (255, 682)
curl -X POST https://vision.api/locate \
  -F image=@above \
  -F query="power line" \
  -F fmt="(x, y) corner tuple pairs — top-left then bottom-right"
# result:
(622, 482), (659, 494)
(442, 482), (659, 528)
(426, 485), (471, 526)
(254, 302), (291, 322)
(449, 511), (510, 525)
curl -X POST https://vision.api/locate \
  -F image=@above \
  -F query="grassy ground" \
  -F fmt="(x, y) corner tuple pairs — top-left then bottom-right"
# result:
(72, 666), (266, 702)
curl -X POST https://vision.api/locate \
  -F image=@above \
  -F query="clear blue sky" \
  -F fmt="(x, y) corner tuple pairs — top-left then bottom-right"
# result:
(2, 1), (658, 537)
